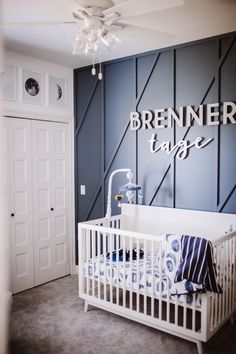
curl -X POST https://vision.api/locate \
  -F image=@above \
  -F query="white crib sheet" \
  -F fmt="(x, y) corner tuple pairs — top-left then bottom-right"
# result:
(84, 249), (203, 306)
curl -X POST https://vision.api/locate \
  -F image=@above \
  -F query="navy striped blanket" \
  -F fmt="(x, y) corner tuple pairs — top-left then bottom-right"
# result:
(174, 235), (222, 294)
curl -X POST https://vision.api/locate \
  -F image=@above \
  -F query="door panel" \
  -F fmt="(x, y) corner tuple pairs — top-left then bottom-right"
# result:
(9, 118), (34, 294)
(32, 121), (70, 286)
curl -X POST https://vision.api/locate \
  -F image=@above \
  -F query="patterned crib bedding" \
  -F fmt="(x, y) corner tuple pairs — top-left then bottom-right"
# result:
(84, 234), (204, 305)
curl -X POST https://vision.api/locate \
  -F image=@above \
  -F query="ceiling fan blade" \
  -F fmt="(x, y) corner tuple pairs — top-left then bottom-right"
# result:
(79, 0), (113, 7)
(125, 23), (176, 38)
(58, 0), (84, 11)
(112, 0), (127, 4)
(0, 21), (77, 29)
(104, 0), (184, 19)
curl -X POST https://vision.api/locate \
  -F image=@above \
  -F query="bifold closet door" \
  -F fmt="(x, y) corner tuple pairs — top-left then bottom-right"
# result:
(9, 118), (34, 293)
(32, 121), (70, 286)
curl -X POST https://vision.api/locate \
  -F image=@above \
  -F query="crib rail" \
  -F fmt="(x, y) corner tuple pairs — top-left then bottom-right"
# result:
(78, 215), (212, 342)
(208, 233), (236, 338)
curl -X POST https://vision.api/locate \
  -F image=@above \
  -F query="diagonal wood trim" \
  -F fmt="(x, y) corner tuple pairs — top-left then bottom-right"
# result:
(147, 77), (215, 206)
(85, 185), (102, 220)
(104, 121), (131, 178)
(136, 53), (161, 108)
(218, 35), (236, 70)
(85, 116), (130, 220)
(148, 36), (236, 207)
(75, 78), (99, 137)
(218, 184), (236, 212)
(149, 165), (171, 206)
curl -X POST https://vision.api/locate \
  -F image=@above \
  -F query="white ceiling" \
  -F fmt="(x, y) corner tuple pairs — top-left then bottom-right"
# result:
(1, 0), (236, 69)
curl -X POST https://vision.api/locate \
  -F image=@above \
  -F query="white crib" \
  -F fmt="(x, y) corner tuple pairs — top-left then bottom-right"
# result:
(78, 204), (236, 354)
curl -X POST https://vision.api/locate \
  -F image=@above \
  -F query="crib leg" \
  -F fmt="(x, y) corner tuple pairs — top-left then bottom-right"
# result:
(84, 300), (89, 313)
(196, 341), (203, 354)
(230, 315), (234, 325)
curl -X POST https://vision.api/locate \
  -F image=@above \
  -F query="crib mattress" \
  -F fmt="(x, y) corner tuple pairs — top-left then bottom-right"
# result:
(84, 251), (203, 305)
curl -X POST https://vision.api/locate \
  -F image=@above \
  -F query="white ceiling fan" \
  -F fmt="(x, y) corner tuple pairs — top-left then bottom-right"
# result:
(1, 0), (184, 78)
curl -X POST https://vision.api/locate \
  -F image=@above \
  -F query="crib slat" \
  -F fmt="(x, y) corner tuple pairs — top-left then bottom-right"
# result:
(86, 229), (90, 296)
(225, 240), (229, 316)
(137, 237), (140, 314)
(225, 239), (228, 319)
(192, 293), (196, 331)
(175, 296), (179, 327)
(92, 230), (95, 297)
(116, 232), (120, 307)
(216, 245), (220, 326)
(103, 231), (107, 302)
(229, 238), (232, 314)
(151, 240), (154, 318)
(122, 234), (126, 308)
(97, 231), (101, 300)
(159, 241), (162, 321)
(109, 232), (113, 304)
(129, 237), (133, 311)
(213, 245), (218, 329)
(229, 238), (233, 315)
(218, 243), (223, 324)
(143, 239), (147, 315)
(215, 244), (219, 326)
(222, 242), (226, 320)
(232, 237), (236, 314)
(183, 304), (187, 330)
(166, 261), (170, 324)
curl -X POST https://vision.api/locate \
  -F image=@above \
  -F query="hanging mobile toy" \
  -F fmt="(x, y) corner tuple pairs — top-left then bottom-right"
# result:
(114, 193), (123, 207)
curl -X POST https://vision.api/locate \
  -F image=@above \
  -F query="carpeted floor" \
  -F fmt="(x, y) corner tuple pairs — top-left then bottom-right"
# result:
(10, 276), (235, 354)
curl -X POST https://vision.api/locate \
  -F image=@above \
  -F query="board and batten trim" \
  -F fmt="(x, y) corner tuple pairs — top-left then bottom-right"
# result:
(74, 32), (236, 263)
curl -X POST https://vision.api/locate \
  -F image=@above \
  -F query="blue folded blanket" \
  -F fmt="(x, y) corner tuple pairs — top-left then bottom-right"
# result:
(174, 235), (222, 294)
(106, 248), (144, 262)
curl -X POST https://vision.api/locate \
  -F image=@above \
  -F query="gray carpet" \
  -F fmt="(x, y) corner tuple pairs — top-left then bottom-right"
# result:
(10, 276), (236, 354)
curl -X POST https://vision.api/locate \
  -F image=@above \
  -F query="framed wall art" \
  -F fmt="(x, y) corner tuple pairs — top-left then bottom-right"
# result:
(1, 65), (17, 101)
(22, 69), (42, 104)
(48, 76), (66, 108)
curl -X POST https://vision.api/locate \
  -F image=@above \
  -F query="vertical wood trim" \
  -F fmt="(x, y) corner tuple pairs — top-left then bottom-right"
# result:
(101, 63), (105, 216)
(73, 70), (79, 264)
(134, 57), (138, 202)
(216, 39), (222, 207)
(172, 49), (176, 208)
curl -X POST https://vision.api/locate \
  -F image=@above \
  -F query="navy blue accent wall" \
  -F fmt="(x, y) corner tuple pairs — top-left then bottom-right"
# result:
(74, 33), (236, 263)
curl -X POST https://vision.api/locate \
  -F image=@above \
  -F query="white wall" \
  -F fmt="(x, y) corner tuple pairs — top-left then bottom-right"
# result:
(0, 42), (11, 354)
(2, 50), (73, 121)
(0, 116), (10, 354)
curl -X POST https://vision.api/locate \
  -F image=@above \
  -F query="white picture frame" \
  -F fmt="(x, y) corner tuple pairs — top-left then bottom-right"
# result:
(22, 69), (42, 104)
(1, 65), (17, 101)
(48, 76), (66, 108)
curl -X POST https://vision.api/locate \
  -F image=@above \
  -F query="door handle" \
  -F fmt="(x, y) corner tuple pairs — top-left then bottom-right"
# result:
(11, 213), (14, 217)
(51, 208), (54, 211)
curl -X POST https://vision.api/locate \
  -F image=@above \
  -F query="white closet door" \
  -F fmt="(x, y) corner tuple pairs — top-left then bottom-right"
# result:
(32, 121), (70, 286)
(9, 118), (34, 294)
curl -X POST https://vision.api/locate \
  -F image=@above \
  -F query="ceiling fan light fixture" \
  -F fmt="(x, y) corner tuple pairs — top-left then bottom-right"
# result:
(85, 40), (98, 54)
(72, 39), (86, 54)
(101, 31), (120, 48)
